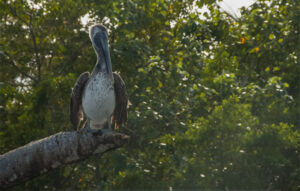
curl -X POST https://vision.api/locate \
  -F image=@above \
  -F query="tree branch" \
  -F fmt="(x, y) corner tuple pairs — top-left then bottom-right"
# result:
(8, 5), (41, 82)
(28, 15), (41, 82)
(0, 50), (38, 83)
(0, 131), (129, 188)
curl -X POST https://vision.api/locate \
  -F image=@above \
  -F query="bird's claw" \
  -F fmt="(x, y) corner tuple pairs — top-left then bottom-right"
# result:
(99, 129), (113, 135)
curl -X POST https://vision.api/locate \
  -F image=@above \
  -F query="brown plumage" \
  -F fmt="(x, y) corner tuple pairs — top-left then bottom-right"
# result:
(112, 72), (128, 129)
(70, 72), (128, 131)
(69, 72), (89, 131)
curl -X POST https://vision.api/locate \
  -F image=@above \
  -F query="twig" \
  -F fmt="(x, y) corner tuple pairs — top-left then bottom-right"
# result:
(0, 51), (38, 83)
(28, 15), (41, 82)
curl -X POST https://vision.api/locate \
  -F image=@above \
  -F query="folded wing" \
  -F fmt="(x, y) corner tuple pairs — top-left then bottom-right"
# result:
(70, 72), (90, 130)
(112, 72), (128, 129)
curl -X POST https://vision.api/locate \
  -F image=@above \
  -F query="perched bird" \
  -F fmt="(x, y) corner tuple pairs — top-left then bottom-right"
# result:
(70, 24), (128, 134)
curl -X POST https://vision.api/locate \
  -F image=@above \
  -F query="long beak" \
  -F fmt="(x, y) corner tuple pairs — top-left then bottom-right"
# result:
(100, 38), (113, 79)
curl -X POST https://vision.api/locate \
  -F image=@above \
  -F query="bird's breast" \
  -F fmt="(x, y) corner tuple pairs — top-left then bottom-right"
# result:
(82, 73), (115, 125)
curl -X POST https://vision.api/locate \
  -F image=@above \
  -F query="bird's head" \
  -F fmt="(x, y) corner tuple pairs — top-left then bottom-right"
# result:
(89, 24), (112, 77)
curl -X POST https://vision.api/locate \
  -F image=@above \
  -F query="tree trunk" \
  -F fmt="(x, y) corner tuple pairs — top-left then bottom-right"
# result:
(0, 131), (129, 188)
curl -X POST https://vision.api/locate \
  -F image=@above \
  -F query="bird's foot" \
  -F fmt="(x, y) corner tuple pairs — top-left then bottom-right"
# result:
(90, 129), (113, 136)
(82, 128), (113, 136)
(92, 130), (103, 136)
(80, 126), (101, 135)
(100, 129), (113, 135)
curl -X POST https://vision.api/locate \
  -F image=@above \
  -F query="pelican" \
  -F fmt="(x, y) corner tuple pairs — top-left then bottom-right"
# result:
(69, 24), (128, 134)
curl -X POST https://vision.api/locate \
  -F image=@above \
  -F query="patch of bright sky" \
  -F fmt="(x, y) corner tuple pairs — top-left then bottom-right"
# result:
(81, 0), (256, 26)
(25, 0), (256, 26)
(218, 0), (256, 17)
(81, 14), (91, 26)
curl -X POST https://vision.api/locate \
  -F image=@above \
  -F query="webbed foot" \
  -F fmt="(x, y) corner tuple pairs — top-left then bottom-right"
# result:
(100, 129), (113, 135)
(92, 130), (103, 136)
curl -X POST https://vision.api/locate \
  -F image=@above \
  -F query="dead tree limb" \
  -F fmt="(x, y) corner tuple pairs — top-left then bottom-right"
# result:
(0, 131), (129, 188)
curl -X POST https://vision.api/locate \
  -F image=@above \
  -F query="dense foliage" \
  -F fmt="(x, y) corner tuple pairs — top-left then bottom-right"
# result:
(0, 0), (299, 190)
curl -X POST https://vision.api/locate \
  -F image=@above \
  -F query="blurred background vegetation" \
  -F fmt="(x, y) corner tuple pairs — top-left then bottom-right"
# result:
(0, 0), (299, 190)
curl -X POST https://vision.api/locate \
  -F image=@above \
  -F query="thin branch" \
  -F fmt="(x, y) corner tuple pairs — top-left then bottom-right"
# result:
(48, 50), (54, 67)
(28, 15), (41, 82)
(8, 6), (28, 24)
(0, 50), (38, 83)
(60, 164), (77, 187)
(8, 5), (41, 82)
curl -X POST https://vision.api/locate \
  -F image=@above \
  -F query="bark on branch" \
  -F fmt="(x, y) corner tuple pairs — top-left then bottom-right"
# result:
(0, 131), (129, 188)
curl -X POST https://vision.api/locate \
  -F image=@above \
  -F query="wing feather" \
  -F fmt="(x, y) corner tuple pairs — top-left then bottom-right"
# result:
(70, 72), (90, 130)
(112, 72), (128, 129)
